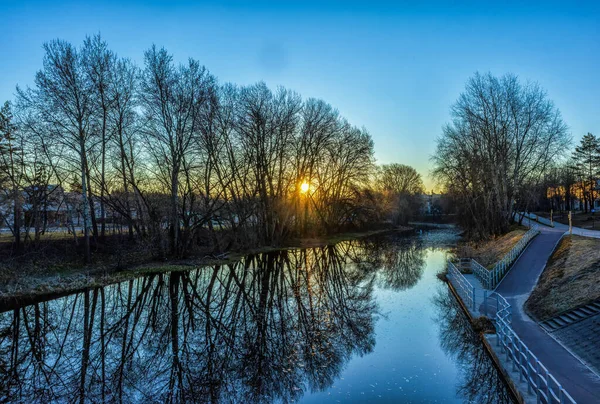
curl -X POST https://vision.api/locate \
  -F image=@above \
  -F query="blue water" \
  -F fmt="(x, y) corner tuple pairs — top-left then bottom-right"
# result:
(0, 229), (513, 403)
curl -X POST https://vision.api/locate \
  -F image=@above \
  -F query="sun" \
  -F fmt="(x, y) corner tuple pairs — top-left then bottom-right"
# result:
(300, 182), (310, 193)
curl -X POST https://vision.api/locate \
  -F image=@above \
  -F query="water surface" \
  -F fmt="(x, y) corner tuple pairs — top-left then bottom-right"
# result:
(0, 229), (514, 403)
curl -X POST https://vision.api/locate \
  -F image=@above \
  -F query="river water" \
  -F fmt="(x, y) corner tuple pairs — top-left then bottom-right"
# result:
(0, 229), (514, 403)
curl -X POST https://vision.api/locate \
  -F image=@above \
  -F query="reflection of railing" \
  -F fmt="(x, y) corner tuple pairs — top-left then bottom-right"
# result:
(447, 261), (576, 403)
(470, 226), (540, 289)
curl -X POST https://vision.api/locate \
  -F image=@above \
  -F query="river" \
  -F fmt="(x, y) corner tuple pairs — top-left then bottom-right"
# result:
(0, 229), (514, 403)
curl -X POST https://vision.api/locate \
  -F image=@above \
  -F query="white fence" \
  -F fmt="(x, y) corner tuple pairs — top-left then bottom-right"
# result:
(447, 260), (576, 403)
(469, 226), (540, 289)
(494, 295), (576, 404)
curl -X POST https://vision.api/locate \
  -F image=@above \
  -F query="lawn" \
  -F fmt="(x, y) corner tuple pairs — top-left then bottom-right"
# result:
(525, 235), (600, 321)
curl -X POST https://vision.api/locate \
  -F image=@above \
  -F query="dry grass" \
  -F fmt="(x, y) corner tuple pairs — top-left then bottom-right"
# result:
(526, 235), (600, 321)
(473, 316), (496, 333)
(457, 225), (528, 269)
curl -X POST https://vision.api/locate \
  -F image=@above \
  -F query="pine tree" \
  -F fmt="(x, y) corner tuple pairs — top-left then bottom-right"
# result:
(572, 133), (600, 212)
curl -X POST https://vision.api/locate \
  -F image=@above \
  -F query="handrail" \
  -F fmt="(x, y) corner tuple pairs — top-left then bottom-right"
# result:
(470, 259), (490, 288)
(448, 261), (475, 310)
(494, 300), (576, 404)
(470, 226), (540, 289)
(447, 261), (576, 403)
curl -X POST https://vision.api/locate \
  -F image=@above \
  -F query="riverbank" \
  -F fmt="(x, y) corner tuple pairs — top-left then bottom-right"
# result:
(456, 224), (528, 268)
(0, 226), (412, 301)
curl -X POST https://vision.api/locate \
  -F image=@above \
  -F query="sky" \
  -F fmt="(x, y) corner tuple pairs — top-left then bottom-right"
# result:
(1, 1), (600, 190)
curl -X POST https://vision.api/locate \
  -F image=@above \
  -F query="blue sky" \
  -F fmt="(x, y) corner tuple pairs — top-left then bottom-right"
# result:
(2, 1), (599, 189)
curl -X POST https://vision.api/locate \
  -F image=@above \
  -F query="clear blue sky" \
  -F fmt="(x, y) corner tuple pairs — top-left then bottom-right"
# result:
(2, 1), (599, 189)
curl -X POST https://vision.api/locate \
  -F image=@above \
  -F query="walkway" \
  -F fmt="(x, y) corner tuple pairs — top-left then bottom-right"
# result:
(495, 223), (600, 404)
(522, 212), (600, 238)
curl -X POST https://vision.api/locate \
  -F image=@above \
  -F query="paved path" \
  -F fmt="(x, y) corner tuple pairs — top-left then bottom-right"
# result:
(521, 212), (600, 238)
(496, 224), (600, 404)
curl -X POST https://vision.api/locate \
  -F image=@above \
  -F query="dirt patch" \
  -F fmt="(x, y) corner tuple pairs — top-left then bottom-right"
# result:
(525, 235), (600, 321)
(473, 316), (496, 334)
(456, 225), (527, 268)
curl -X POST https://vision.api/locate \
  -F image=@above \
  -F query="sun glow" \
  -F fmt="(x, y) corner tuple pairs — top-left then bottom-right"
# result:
(300, 182), (310, 193)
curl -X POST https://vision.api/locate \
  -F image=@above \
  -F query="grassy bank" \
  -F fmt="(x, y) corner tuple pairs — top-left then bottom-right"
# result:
(0, 226), (411, 301)
(457, 225), (528, 268)
(526, 235), (600, 321)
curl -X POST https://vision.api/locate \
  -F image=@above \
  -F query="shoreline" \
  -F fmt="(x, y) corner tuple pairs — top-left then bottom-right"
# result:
(0, 226), (413, 308)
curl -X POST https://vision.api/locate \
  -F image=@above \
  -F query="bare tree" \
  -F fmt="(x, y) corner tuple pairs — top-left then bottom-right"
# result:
(376, 163), (424, 224)
(83, 34), (117, 239)
(433, 72), (570, 237)
(5, 36), (387, 264)
(0, 101), (24, 252)
(17, 40), (97, 262)
(139, 46), (215, 255)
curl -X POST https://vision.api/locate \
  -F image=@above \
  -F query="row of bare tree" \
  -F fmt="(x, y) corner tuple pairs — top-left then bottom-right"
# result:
(432, 72), (571, 238)
(0, 35), (425, 261)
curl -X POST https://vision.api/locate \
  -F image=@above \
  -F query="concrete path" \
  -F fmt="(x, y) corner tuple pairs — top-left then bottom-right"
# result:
(521, 212), (600, 238)
(496, 224), (600, 404)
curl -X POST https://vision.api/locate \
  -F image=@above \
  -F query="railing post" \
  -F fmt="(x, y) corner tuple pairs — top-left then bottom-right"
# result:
(497, 321), (501, 347)
(483, 290), (488, 317)
(496, 294), (499, 313)
(472, 285), (476, 312)
(519, 344), (523, 381)
(526, 353), (532, 394)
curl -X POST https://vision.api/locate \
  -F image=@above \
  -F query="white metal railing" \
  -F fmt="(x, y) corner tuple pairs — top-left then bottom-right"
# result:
(493, 293), (576, 404)
(447, 260), (576, 403)
(522, 212), (555, 228)
(471, 259), (491, 288)
(470, 226), (540, 289)
(448, 261), (475, 310)
(523, 212), (600, 239)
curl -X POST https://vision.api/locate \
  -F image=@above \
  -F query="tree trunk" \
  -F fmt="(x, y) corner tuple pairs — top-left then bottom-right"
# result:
(170, 169), (179, 256)
(80, 138), (92, 263)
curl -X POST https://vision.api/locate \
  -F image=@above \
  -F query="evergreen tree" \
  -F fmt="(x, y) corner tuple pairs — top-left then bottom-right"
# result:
(572, 133), (600, 212)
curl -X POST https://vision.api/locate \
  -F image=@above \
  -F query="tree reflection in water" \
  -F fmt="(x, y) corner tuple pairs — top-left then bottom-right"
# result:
(0, 236), (429, 404)
(357, 233), (427, 290)
(1, 231), (507, 403)
(433, 290), (515, 404)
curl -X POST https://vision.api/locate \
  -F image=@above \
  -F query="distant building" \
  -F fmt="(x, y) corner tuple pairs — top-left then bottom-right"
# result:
(421, 192), (442, 215)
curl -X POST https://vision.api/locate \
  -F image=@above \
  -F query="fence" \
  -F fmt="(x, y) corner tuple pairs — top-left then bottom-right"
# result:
(494, 294), (576, 404)
(447, 261), (576, 403)
(470, 225), (540, 289)
(447, 261), (474, 310)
